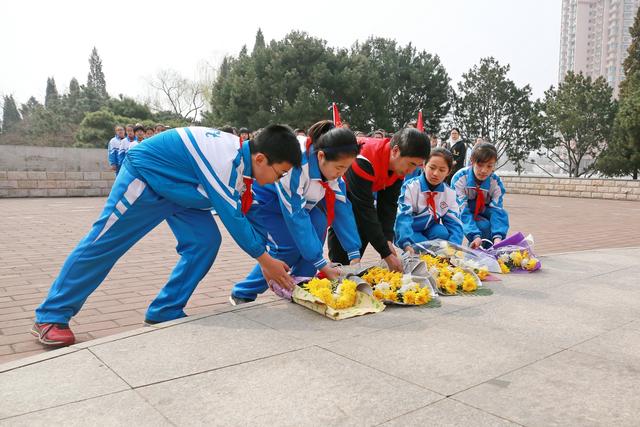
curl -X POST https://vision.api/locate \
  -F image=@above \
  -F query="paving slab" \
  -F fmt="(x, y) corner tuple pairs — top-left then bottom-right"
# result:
(322, 314), (563, 397)
(1, 350), (129, 420)
(455, 350), (640, 426)
(0, 390), (171, 427)
(89, 311), (307, 387)
(380, 398), (519, 426)
(137, 346), (442, 426)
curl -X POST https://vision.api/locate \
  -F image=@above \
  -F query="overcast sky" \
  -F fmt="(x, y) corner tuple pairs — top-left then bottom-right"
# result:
(1, 0), (561, 108)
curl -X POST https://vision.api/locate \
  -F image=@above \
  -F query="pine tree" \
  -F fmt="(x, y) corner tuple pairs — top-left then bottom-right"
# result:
(253, 28), (265, 52)
(69, 77), (80, 100)
(45, 77), (59, 108)
(2, 95), (22, 132)
(87, 47), (108, 98)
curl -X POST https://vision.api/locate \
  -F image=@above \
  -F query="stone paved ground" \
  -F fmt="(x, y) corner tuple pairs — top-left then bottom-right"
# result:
(1, 194), (639, 364)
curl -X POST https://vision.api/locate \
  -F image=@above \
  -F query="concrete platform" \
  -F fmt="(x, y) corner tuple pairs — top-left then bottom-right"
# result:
(2, 247), (639, 426)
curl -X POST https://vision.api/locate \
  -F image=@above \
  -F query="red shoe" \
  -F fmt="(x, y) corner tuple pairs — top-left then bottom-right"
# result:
(31, 323), (76, 347)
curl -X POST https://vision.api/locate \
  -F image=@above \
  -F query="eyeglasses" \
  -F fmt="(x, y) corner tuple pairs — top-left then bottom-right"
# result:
(271, 165), (288, 179)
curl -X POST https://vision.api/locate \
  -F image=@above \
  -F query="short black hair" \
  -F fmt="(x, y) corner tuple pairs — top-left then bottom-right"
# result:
(239, 127), (250, 134)
(451, 127), (460, 134)
(428, 147), (453, 171)
(133, 125), (145, 133)
(252, 124), (302, 168)
(219, 125), (234, 134)
(390, 127), (430, 159)
(307, 120), (359, 161)
(470, 142), (498, 164)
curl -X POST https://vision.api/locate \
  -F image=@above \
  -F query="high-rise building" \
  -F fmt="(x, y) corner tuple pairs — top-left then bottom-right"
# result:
(559, 0), (639, 96)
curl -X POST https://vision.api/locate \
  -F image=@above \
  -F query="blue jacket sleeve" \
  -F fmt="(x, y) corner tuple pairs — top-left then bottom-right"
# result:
(488, 175), (510, 239)
(394, 179), (418, 249)
(276, 170), (327, 270)
(330, 179), (362, 261)
(451, 170), (482, 242)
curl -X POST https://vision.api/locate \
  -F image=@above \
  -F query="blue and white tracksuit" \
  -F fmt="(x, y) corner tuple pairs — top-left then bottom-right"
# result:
(108, 135), (122, 173)
(117, 136), (136, 169)
(394, 174), (464, 248)
(232, 146), (361, 301)
(36, 127), (266, 324)
(451, 166), (509, 243)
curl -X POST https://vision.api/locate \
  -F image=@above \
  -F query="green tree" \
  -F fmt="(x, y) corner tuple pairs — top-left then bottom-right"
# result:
(107, 96), (152, 120)
(45, 77), (59, 109)
(541, 72), (616, 177)
(20, 96), (42, 118)
(87, 47), (108, 98)
(596, 6), (640, 179)
(349, 38), (450, 132)
(2, 95), (21, 132)
(450, 57), (541, 172)
(253, 28), (265, 52)
(68, 78), (80, 104)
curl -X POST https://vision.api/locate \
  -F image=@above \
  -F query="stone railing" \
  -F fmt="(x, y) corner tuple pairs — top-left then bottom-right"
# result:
(501, 176), (640, 201)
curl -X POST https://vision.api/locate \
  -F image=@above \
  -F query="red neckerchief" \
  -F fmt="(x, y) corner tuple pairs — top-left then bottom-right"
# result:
(319, 181), (335, 228)
(473, 184), (485, 220)
(239, 139), (253, 214)
(426, 191), (438, 221)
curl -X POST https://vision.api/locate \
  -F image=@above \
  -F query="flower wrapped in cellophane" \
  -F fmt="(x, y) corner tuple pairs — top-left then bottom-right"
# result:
(361, 266), (438, 306)
(483, 232), (542, 274)
(412, 239), (501, 275)
(419, 253), (492, 296)
(290, 275), (385, 320)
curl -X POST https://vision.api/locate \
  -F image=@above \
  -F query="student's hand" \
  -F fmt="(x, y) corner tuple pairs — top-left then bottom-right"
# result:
(257, 253), (293, 290)
(404, 246), (415, 255)
(320, 264), (342, 280)
(384, 253), (403, 272)
(470, 237), (482, 249)
(110, 165), (117, 171)
(493, 237), (502, 245)
(387, 241), (398, 256)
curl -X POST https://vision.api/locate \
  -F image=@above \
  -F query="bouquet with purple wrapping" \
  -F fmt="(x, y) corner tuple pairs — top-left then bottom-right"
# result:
(483, 232), (541, 273)
(411, 239), (502, 275)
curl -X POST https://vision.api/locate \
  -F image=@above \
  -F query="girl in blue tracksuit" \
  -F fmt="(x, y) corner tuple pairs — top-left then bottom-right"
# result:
(395, 148), (464, 252)
(32, 126), (301, 347)
(231, 121), (362, 303)
(451, 142), (509, 249)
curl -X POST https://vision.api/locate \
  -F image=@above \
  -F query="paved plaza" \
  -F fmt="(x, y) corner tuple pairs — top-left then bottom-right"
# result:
(1, 245), (640, 425)
(1, 194), (640, 364)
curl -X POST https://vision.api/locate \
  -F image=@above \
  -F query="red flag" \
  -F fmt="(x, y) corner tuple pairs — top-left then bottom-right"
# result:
(332, 102), (342, 127)
(417, 110), (424, 132)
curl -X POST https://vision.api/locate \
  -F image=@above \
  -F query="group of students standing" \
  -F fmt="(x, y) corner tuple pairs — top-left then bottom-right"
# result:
(31, 121), (509, 347)
(108, 123), (169, 174)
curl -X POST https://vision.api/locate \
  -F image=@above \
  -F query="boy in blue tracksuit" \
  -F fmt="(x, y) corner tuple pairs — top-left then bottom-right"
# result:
(231, 121), (362, 303)
(451, 142), (509, 249)
(395, 148), (464, 251)
(108, 125), (125, 174)
(32, 125), (302, 347)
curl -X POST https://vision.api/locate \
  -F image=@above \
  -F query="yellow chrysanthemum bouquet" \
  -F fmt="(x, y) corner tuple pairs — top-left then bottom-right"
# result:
(292, 275), (385, 320)
(419, 254), (492, 296)
(412, 239), (501, 277)
(361, 267), (436, 306)
(484, 233), (541, 274)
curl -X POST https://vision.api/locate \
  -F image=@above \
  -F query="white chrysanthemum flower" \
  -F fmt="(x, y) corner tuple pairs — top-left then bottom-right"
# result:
(429, 266), (440, 277)
(452, 271), (465, 285)
(499, 253), (510, 263)
(521, 258), (529, 267)
(377, 281), (391, 292)
(401, 275), (413, 286)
